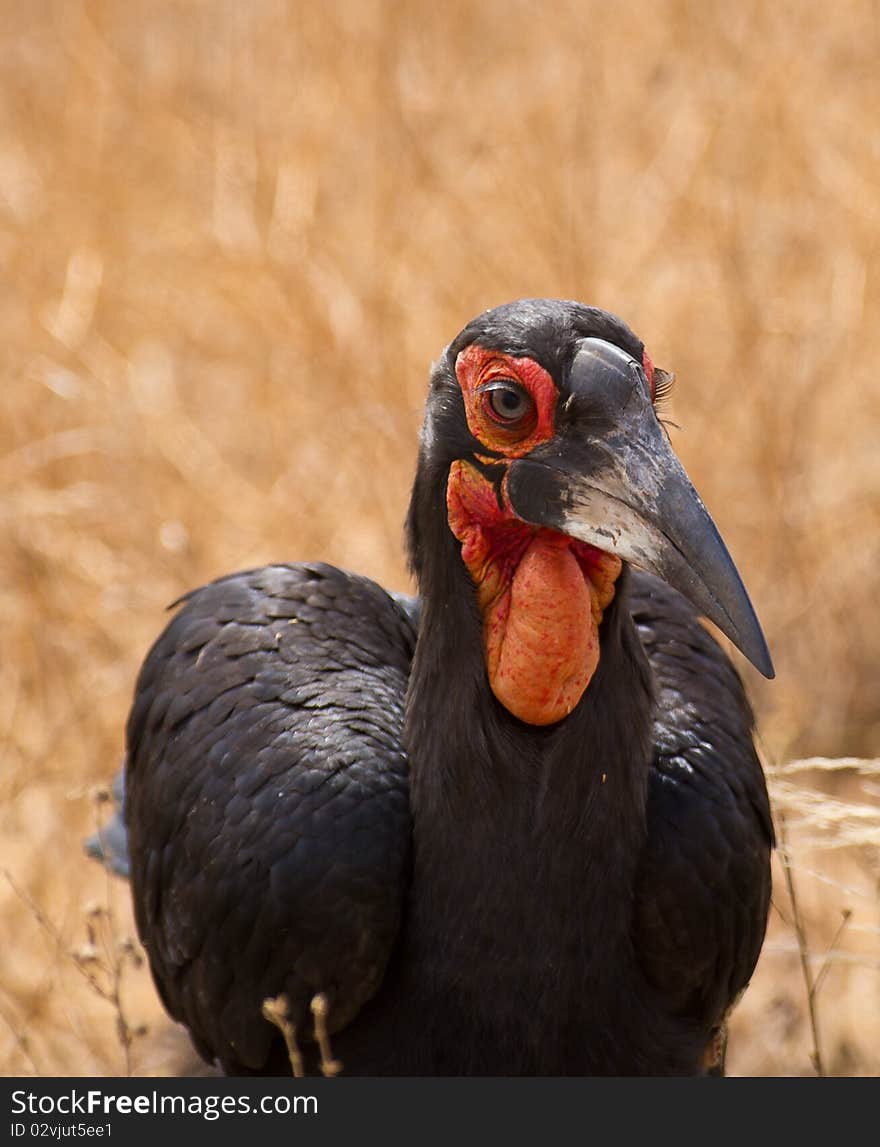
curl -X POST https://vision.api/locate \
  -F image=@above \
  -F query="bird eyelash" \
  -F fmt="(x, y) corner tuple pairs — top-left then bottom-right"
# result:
(651, 367), (675, 410)
(651, 370), (677, 442)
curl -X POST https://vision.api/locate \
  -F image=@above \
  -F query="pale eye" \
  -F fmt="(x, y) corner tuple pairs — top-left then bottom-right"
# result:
(483, 381), (533, 425)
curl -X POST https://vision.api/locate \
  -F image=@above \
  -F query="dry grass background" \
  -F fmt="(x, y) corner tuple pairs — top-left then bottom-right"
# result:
(1, 0), (878, 1077)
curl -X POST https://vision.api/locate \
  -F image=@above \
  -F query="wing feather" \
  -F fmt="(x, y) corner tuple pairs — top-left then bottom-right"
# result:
(630, 572), (773, 1029)
(125, 562), (418, 1072)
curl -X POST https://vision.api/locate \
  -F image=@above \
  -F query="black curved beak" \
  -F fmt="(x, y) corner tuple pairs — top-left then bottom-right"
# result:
(505, 338), (774, 679)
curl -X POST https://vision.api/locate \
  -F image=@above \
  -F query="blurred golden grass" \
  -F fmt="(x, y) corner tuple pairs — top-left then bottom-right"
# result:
(1, 0), (878, 1076)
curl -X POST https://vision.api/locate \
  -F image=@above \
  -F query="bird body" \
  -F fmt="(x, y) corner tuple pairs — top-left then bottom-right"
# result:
(105, 299), (774, 1075)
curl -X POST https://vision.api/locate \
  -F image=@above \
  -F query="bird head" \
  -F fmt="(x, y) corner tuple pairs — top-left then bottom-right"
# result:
(407, 299), (773, 727)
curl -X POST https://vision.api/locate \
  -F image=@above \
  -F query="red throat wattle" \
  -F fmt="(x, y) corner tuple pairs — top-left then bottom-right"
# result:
(447, 460), (621, 726)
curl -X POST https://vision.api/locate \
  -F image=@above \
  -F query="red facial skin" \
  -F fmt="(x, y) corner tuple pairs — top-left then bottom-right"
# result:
(455, 343), (559, 458)
(447, 346), (623, 726)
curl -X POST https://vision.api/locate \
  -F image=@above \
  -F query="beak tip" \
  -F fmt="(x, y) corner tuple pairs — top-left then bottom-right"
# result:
(737, 627), (775, 680)
(756, 649), (776, 681)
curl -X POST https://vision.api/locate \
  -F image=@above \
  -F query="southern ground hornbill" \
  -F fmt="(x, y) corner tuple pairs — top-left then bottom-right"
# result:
(91, 299), (774, 1075)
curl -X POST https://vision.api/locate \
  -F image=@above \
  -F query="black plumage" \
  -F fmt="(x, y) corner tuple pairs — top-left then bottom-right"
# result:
(105, 299), (773, 1075)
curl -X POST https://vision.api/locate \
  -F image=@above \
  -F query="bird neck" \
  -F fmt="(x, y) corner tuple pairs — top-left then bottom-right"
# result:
(403, 558), (656, 958)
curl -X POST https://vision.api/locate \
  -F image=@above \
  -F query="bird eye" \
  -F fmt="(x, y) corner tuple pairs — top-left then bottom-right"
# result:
(481, 381), (534, 427)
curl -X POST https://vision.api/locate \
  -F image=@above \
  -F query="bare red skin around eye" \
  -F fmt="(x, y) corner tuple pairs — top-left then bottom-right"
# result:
(455, 345), (559, 457)
(447, 459), (622, 726)
(642, 349), (655, 398)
